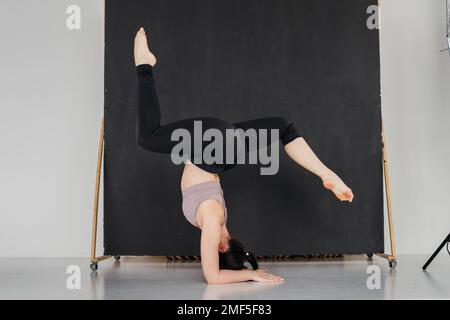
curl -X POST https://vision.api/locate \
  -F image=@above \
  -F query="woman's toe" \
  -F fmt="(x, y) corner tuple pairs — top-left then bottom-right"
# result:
(344, 190), (353, 201)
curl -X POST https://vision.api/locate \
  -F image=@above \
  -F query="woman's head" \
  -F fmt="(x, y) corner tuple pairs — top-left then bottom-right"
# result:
(218, 238), (259, 270)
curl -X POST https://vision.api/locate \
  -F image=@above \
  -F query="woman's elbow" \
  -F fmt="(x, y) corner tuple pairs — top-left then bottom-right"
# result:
(204, 274), (221, 285)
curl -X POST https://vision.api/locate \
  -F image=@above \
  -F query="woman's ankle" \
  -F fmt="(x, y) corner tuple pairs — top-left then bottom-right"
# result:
(320, 170), (336, 181)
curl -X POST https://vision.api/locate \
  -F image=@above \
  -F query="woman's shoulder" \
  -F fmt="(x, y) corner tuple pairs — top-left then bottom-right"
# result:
(197, 199), (226, 228)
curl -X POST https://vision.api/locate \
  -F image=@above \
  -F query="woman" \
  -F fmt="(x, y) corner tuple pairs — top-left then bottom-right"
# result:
(134, 28), (354, 284)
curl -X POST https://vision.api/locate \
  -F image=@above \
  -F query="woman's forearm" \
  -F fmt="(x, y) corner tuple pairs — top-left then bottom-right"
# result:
(206, 269), (254, 284)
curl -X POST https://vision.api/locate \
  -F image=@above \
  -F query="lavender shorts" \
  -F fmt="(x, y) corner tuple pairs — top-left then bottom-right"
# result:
(181, 181), (228, 228)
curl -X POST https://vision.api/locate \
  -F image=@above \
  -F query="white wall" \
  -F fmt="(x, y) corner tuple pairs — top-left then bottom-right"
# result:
(380, 0), (450, 254)
(0, 0), (448, 257)
(0, 0), (104, 257)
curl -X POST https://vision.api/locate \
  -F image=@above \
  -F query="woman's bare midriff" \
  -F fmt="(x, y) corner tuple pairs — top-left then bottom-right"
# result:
(180, 160), (220, 192)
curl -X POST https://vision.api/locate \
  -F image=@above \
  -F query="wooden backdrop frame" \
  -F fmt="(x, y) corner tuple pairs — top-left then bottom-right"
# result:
(89, 117), (397, 270)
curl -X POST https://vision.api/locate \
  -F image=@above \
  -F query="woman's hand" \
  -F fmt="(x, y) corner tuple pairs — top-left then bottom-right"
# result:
(251, 269), (284, 283)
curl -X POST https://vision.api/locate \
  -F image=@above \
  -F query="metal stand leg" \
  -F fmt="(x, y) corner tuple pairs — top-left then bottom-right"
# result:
(375, 121), (397, 268)
(422, 233), (450, 270)
(90, 118), (111, 271)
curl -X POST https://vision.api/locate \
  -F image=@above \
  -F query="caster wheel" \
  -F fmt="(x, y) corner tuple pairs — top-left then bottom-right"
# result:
(389, 260), (397, 269)
(367, 254), (373, 259)
(90, 262), (98, 271)
(114, 255), (121, 261)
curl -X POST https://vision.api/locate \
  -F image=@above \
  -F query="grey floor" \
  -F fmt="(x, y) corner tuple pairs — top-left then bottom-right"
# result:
(0, 254), (449, 300)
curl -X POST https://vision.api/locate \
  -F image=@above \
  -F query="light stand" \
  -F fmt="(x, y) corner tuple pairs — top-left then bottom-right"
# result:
(422, 233), (450, 270)
(423, 0), (450, 271)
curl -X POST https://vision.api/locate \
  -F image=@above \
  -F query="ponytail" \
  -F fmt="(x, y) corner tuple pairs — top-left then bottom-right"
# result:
(246, 252), (259, 270)
(219, 238), (259, 271)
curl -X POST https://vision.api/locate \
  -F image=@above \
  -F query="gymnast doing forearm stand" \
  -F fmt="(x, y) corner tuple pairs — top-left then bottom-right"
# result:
(134, 28), (354, 284)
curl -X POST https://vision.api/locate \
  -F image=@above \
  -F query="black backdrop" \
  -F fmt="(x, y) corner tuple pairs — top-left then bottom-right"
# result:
(104, 0), (383, 256)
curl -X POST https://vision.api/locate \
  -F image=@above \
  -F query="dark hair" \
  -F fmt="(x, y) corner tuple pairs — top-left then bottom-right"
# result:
(218, 238), (258, 270)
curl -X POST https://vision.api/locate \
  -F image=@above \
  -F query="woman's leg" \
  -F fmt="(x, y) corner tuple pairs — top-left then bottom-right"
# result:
(134, 28), (163, 150)
(284, 138), (354, 201)
(134, 28), (353, 201)
(136, 64), (163, 150)
(134, 28), (236, 175)
(135, 64), (232, 156)
(233, 117), (300, 147)
(234, 117), (354, 202)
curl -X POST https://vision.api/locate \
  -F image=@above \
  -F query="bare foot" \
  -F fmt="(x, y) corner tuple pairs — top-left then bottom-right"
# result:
(321, 173), (354, 202)
(134, 27), (157, 67)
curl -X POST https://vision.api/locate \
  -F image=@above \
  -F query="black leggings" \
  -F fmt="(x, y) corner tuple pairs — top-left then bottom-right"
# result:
(136, 64), (301, 174)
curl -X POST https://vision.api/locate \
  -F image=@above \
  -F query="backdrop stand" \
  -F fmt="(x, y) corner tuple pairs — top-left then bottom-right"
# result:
(89, 118), (397, 270)
(375, 121), (397, 268)
(89, 117), (118, 272)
